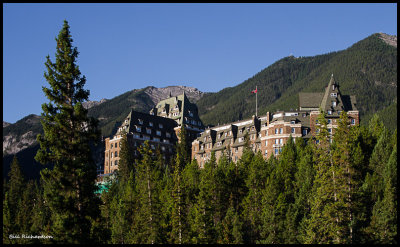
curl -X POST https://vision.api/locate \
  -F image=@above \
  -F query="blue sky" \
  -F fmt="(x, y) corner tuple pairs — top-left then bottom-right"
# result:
(3, 3), (397, 123)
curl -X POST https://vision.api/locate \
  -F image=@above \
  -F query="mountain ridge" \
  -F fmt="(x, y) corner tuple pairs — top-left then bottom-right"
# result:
(3, 32), (397, 180)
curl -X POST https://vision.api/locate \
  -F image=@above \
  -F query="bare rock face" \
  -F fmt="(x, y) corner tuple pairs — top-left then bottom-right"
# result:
(144, 85), (205, 104)
(82, 98), (108, 109)
(3, 115), (42, 156)
(379, 33), (397, 48)
(3, 121), (10, 128)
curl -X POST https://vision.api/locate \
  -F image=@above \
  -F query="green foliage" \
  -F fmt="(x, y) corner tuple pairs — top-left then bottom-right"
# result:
(197, 34), (396, 128)
(34, 20), (101, 244)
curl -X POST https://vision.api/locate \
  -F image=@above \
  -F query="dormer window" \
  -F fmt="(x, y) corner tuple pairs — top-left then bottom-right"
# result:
(332, 101), (337, 107)
(331, 93), (337, 97)
(332, 85), (335, 90)
(291, 120), (295, 124)
(138, 119), (143, 125)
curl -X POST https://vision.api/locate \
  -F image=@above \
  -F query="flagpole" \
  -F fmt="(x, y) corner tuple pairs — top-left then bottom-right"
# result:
(256, 85), (258, 117)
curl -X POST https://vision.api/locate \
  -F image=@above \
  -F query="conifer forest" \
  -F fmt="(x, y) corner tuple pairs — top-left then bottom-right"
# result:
(3, 21), (397, 244)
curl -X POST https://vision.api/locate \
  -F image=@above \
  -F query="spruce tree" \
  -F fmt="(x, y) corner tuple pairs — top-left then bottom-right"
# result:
(3, 156), (25, 243)
(117, 131), (135, 184)
(133, 141), (162, 244)
(34, 20), (101, 243)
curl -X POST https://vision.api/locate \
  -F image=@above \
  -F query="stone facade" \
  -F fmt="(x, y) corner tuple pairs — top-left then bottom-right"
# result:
(192, 75), (359, 164)
(104, 93), (204, 175)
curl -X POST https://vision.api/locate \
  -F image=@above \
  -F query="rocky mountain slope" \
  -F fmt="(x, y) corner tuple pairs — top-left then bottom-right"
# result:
(3, 33), (396, 180)
(196, 33), (397, 129)
(3, 114), (42, 156)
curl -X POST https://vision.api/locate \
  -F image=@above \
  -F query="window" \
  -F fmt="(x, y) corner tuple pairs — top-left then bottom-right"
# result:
(136, 126), (141, 132)
(275, 148), (279, 155)
(111, 143), (113, 149)
(328, 119), (332, 124)
(154, 137), (160, 142)
(265, 140), (268, 146)
(291, 120), (295, 124)
(316, 128), (320, 134)
(265, 150), (268, 156)
(302, 113), (306, 117)
(133, 133), (140, 139)
(332, 85), (335, 90)
(328, 128), (332, 133)
(138, 119), (143, 125)
(328, 110), (332, 115)
(111, 152), (113, 158)
(291, 128), (295, 134)
(151, 144), (155, 150)
(146, 128), (151, 134)
(235, 148), (238, 153)
(166, 132), (171, 138)
(163, 139), (169, 144)
(331, 93), (337, 97)
(156, 130), (161, 136)
(275, 139), (279, 144)
(332, 101), (337, 107)
(239, 137), (244, 143)
(115, 160), (118, 166)
(302, 129), (308, 136)
(280, 128), (283, 134)
(149, 122), (153, 127)
(275, 128), (278, 134)
(239, 129), (243, 134)
(316, 140), (320, 144)
(280, 139), (283, 144)
(115, 151), (118, 157)
(351, 119), (355, 125)
(159, 123), (163, 129)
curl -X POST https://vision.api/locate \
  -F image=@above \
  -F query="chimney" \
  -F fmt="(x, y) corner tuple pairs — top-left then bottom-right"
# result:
(266, 112), (270, 125)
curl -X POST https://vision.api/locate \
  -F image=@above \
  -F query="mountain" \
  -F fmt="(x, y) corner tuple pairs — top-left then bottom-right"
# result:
(82, 98), (108, 109)
(3, 85), (206, 179)
(196, 33), (397, 129)
(87, 85), (206, 137)
(3, 33), (397, 180)
(3, 114), (43, 156)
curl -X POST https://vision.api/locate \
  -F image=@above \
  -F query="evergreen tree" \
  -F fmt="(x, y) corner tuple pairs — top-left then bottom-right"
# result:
(170, 126), (188, 244)
(192, 152), (217, 243)
(117, 131), (135, 184)
(366, 142), (397, 243)
(34, 20), (101, 243)
(304, 110), (340, 244)
(242, 152), (269, 243)
(132, 141), (162, 244)
(3, 156), (25, 243)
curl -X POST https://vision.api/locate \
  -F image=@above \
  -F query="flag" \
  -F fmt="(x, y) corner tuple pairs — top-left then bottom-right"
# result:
(251, 88), (257, 94)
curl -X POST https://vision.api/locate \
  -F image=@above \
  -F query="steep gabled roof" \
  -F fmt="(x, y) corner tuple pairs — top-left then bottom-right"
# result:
(320, 74), (347, 114)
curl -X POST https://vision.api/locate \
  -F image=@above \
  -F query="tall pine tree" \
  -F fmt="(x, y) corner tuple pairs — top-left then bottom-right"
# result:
(34, 20), (101, 243)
